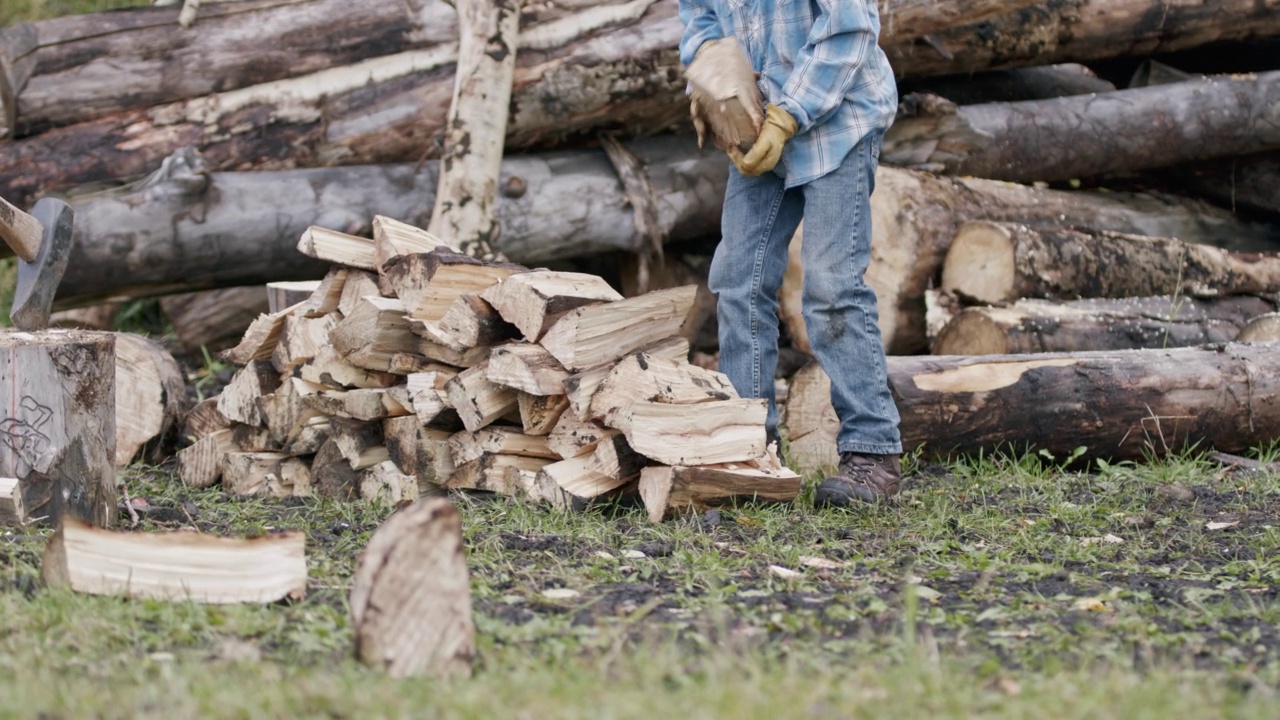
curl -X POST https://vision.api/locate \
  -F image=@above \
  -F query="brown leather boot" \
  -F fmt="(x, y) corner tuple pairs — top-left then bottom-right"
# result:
(815, 453), (901, 506)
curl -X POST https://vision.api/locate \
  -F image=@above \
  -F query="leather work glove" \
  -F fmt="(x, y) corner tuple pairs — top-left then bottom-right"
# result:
(736, 104), (797, 176)
(685, 38), (764, 154)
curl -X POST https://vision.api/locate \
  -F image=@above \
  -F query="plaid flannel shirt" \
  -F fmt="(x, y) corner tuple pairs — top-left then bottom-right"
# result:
(679, 0), (897, 187)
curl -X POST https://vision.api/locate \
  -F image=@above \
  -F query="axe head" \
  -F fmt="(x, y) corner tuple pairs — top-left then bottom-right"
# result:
(11, 198), (73, 331)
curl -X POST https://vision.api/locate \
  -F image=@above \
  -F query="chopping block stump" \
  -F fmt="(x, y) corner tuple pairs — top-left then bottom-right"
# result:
(0, 329), (116, 528)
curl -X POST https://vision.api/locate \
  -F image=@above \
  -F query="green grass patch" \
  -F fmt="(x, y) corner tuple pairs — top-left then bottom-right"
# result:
(2, 451), (1277, 716)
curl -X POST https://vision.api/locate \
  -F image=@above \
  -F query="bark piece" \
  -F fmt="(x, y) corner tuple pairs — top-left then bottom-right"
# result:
(942, 221), (1280, 305)
(783, 345), (1280, 471)
(485, 342), (570, 395)
(588, 351), (736, 432)
(114, 333), (188, 466)
(517, 392), (570, 436)
(350, 497), (475, 679)
(222, 452), (311, 498)
(638, 465), (802, 523)
(444, 361), (519, 432)
(176, 428), (236, 489)
(447, 426), (557, 467)
(384, 417), (456, 489)
(42, 517), (307, 604)
(621, 399), (767, 467)
(0, 330), (116, 528)
(480, 270), (623, 341)
(540, 286), (697, 371)
(932, 296), (1278, 355)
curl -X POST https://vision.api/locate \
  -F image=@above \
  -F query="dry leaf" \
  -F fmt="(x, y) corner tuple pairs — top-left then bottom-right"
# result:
(1205, 521), (1240, 531)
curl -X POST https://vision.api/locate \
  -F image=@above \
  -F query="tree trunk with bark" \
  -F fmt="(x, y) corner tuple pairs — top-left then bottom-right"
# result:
(931, 295), (1277, 355)
(897, 64), (1115, 106)
(783, 342), (1280, 472)
(7, 0), (1275, 206)
(882, 72), (1280, 182)
(941, 221), (1280, 305)
(782, 168), (1279, 355)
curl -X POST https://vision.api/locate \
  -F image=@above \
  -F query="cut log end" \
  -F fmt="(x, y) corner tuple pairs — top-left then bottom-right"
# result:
(941, 221), (1018, 305)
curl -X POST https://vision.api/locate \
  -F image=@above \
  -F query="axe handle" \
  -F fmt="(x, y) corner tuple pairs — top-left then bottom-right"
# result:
(0, 194), (42, 263)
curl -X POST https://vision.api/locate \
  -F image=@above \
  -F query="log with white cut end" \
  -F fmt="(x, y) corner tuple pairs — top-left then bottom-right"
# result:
(639, 465), (802, 524)
(0, 330), (116, 528)
(534, 437), (645, 508)
(783, 344), (1280, 472)
(447, 426), (557, 467)
(301, 345), (399, 390)
(219, 302), (301, 366)
(588, 351), (736, 432)
(445, 361), (519, 432)
(384, 417), (455, 489)
(563, 336), (690, 420)
(331, 296), (417, 372)
(42, 517), (307, 604)
(272, 312), (340, 374)
(182, 397), (231, 442)
(405, 368), (460, 427)
(932, 296), (1278, 356)
(942, 221), (1280, 306)
(1238, 313), (1280, 343)
(481, 271), (623, 341)
(539, 286), (697, 371)
(113, 332), (188, 467)
(300, 268), (349, 318)
(486, 343), (569, 396)
(222, 452), (312, 498)
(305, 387), (412, 422)
(350, 497), (475, 679)
(1, 477), (26, 526)
(622, 399), (768, 466)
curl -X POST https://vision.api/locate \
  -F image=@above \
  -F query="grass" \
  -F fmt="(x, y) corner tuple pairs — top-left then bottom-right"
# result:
(1, 0), (148, 25)
(2, 449), (1277, 717)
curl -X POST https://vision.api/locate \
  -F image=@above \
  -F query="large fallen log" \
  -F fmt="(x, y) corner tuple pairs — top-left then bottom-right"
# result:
(783, 170), (1280, 355)
(7, 0), (1278, 206)
(882, 72), (1280, 182)
(941, 221), (1280, 305)
(897, 64), (1116, 105)
(1, 0), (1037, 142)
(783, 343), (1280, 472)
(1160, 151), (1280, 221)
(931, 295), (1278, 355)
(48, 137), (725, 308)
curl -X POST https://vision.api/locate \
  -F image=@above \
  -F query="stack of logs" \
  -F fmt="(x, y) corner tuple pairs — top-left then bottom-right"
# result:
(177, 216), (800, 523)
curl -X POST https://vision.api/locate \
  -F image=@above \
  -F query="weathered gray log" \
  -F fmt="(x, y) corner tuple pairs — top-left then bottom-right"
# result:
(882, 71), (1280, 182)
(931, 295), (1278, 355)
(48, 137), (726, 309)
(1164, 151), (1280, 220)
(783, 343), (1280, 471)
(0, 330), (116, 528)
(7, 0), (1275, 207)
(897, 64), (1116, 106)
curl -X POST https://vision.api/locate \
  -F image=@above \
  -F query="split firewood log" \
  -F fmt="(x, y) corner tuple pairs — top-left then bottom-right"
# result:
(114, 333), (188, 467)
(638, 464), (802, 524)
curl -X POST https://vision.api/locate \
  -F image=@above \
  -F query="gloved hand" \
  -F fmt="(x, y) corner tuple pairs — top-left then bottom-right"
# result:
(685, 38), (764, 154)
(736, 104), (797, 176)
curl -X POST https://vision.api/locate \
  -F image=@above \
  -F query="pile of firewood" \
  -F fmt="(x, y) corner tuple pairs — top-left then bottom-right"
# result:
(177, 217), (799, 523)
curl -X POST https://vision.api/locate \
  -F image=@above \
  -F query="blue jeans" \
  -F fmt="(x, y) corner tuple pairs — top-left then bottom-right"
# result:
(709, 132), (902, 456)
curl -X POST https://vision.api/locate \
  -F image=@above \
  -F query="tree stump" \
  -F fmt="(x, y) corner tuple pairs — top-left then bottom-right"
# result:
(350, 497), (475, 679)
(0, 330), (116, 527)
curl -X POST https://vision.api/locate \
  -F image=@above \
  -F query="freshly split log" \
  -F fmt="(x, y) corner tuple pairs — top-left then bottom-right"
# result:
(539, 285), (697, 371)
(783, 344), (1280, 472)
(350, 497), (475, 679)
(485, 343), (570, 396)
(384, 417), (455, 489)
(267, 281), (321, 314)
(0, 330), (116, 528)
(941, 221), (1280, 305)
(114, 333), (189, 466)
(588, 351), (736, 432)
(42, 517), (307, 604)
(639, 465), (802, 524)
(932, 295), (1278, 355)
(222, 452), (312, 498)
(622, 399), (767, 467)
(882, 72), (1280, 182)
(480, 271), (622, 342)
(216, 360), (280, 426)
(176, 428), (237, 489)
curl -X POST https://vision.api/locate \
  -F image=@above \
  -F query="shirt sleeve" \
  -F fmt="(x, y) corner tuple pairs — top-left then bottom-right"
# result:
(777, 0), (879, 132)
(678, 0), (724, 67)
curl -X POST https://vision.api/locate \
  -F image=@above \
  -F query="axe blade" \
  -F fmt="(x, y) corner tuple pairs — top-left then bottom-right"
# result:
(11, 198), (73, 331)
